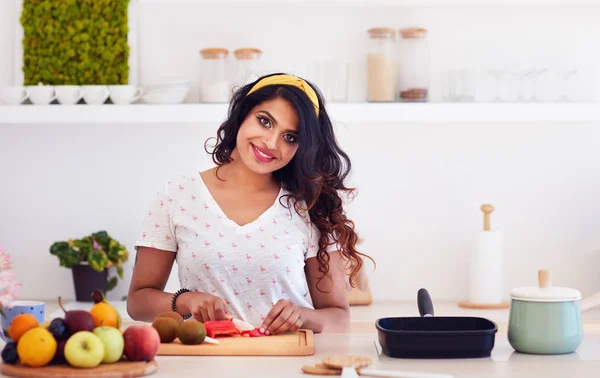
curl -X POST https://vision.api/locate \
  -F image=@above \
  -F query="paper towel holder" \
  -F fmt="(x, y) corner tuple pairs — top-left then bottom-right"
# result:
(458, 203), (510, 310)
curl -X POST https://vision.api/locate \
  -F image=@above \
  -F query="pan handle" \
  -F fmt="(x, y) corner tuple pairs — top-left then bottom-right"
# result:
(418, 288), (434, 317)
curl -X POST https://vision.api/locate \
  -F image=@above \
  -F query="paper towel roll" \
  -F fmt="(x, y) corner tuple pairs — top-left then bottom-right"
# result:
(469, 230), (504, 304)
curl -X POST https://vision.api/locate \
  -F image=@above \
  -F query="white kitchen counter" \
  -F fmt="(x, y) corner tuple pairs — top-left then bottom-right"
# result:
(148, 333), (600, 378)
(4, 300), (600, 378)
(2, 332), (599, 378)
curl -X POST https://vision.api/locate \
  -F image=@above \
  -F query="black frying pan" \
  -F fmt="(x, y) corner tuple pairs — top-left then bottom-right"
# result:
(376, 288), (498, 359)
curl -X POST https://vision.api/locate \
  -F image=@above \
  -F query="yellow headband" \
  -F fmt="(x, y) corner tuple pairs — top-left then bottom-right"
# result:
(246, 74), (320, 117)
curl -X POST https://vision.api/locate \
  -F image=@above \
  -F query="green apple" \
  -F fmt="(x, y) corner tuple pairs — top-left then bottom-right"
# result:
(64, 331), (105, 368)
(93, 326), (124, 363)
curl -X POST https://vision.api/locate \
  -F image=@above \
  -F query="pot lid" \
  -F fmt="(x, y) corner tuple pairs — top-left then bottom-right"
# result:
(510, 269), (581, 302)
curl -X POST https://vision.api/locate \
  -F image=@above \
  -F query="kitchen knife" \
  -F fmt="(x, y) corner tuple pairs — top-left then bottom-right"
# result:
(203, 336), (220, 344)
(226, 314), (255, 331)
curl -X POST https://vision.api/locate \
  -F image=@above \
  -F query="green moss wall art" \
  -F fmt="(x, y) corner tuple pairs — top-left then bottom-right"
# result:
(20, 0), (130, 86)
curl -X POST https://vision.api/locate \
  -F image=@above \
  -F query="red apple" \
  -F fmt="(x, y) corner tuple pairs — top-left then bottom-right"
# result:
(122, 325), (160, 362)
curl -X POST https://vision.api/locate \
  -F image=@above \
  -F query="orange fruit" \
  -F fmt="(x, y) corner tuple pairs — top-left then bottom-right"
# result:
(17, 327), (57, 367)
(8, 314), (39, 342)
(89, 302), (118, 328)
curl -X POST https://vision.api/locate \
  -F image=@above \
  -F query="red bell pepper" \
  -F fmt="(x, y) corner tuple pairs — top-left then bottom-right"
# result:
(203, 320), (241, 338)
(241, 328), (266, 337)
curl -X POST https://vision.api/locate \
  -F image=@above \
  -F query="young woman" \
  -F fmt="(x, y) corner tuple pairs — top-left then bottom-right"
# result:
(127, 73), (371, 335)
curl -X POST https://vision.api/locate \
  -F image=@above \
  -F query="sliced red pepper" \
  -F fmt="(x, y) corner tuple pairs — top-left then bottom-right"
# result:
(203, 320), (241, 338)
(241, 328), (266, 337)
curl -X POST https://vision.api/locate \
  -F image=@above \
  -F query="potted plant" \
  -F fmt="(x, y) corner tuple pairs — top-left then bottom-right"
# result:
(50, 231), (129, 302)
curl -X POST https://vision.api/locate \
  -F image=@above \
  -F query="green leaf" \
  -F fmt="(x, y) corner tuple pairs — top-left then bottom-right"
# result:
(78, 244), (92, 261)
(50, 242), (83, 268)
(106, 276), (118, 292)
(72, 237), (91, 250)
(50, 241), (69, 256)
(87, 249), (108, 272)
(107, 244), (120, 261)
(93, 231), (110, 251)
(59, 248), (82, 268)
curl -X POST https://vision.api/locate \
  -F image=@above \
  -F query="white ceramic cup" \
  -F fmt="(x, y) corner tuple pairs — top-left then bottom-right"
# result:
(56, 85), (84, 105)
(0, 86), (29, 105)
(109, 85), (144, 105)
(27, 85), (57, 105)
(82, 85), (109, 105)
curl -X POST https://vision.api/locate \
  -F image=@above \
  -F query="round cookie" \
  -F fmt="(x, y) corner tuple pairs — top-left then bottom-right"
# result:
(301, 363), (342, 375)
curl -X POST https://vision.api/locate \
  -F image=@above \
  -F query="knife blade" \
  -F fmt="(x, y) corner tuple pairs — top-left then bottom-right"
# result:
(226, 314), (255, 331)
(203, 336), (220, 344)
(358, 368), (453, 378)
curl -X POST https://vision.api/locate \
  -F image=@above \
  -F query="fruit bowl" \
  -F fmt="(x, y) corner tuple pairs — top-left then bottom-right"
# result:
(1, 359), (158, 377)
(1, 293), (161, 376)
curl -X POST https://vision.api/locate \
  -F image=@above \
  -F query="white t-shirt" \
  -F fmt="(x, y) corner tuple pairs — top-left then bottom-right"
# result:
(134, 172), (337, 327)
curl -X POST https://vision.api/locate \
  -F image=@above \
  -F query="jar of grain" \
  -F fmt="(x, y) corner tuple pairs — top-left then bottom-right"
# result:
(366, 27), (396, 102)
(199, 48), (230, 103)
(397, 27), (429, 102)
(232, 48), (263, 92)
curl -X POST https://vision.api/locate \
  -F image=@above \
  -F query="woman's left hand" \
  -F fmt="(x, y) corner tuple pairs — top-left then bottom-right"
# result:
(260, 299), (305, 335)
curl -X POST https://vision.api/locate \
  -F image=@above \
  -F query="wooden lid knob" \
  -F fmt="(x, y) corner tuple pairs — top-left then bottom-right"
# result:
(538, 269), (551, 288)
(481, 204), (494, 231)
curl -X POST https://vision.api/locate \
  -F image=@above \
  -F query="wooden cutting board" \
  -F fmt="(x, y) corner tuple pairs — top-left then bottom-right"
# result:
(158, 329), (314, 356)
(0, 360), (157, 378)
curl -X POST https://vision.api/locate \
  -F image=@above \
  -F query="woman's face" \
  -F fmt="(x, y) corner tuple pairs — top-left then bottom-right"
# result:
(235, 97), (300, 175)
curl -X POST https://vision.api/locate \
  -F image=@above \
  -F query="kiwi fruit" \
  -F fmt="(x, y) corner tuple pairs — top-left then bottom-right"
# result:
(178, 320), (207, 345)
(156, 312), (184, 326)
(152, 317), (179, 343)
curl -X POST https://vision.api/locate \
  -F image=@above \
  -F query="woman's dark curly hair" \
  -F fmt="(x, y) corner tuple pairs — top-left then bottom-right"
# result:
(204, 73), (374, 290)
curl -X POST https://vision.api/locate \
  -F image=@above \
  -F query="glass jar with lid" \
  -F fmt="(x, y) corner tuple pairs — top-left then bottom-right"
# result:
(366, 27), (397, 102)
(199, 48), (230, 103)
(232, 48), (263, 92)
(397, 27), (429, 102)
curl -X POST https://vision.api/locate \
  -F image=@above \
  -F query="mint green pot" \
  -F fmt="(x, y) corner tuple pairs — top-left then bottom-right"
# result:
(508, 298), (583, 355)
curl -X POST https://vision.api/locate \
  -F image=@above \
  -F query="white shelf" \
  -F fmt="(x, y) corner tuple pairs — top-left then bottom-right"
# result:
(1, 103), (599, 124)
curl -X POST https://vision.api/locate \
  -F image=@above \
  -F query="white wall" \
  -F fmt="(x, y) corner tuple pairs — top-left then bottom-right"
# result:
(1, 1), (600, 303)
(134, 2), (599, 103)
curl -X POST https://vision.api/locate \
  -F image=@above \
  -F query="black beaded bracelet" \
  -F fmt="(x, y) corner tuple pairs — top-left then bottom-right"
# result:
(172, 288), (192, 319)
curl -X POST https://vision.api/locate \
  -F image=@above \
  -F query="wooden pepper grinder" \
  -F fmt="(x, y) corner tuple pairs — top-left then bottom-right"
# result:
(459, 204), (510, 309)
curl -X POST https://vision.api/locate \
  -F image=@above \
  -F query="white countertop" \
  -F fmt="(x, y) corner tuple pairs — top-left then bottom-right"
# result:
(5, 300), (600, 378)
(149, 333), (600, 378)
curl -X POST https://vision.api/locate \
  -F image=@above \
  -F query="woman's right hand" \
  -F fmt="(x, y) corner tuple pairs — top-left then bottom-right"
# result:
(179, 292), (229, 322)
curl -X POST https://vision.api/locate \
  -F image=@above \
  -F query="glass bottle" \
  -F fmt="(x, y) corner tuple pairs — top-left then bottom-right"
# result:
(397, 27), (430, 102)
(233, 48), (263, 92)
(366, 27), (397, 102)
(199, 48), (230, 103)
